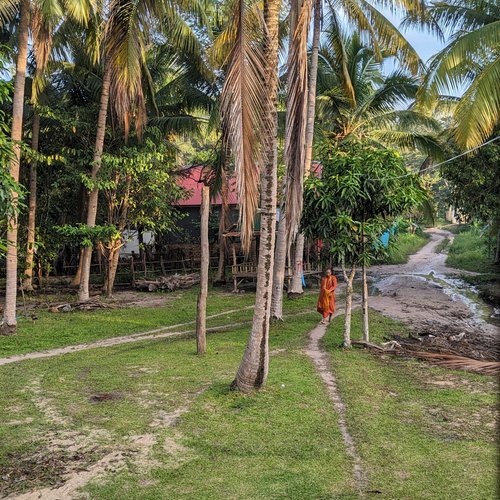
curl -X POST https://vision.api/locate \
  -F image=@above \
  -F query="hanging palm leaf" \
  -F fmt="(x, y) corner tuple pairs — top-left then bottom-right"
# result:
(220, 0), (267, 254)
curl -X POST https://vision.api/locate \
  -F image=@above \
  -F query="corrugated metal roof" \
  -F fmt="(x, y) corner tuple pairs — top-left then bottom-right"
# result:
(176, 166), (238, 207)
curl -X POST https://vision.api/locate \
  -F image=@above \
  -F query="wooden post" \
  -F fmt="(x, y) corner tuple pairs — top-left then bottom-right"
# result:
(196, 184), (210, 354)
(232, 243), (238, 292)
(130, 254), (135, 287)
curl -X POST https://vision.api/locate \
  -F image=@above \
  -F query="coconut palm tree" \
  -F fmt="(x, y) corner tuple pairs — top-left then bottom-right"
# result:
(316, 32), (442, 154)
(220, 0), (281, 392)
(414, 0), (500, 148)
(0, 0), (92, 333)
(77, 0), (209, 302)
(270, 0), (427, 320)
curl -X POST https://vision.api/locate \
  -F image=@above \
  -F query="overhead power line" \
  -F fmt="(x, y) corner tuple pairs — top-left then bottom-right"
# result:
(369, 135), (500, 181)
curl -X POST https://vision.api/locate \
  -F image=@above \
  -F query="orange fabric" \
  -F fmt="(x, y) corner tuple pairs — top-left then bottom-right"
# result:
(317, 275), (337, 318)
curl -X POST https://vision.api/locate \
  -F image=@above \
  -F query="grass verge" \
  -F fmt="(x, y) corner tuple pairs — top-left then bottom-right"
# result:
(323, 309), (498, 500)
(378, 232), (430, 265)
(0, 307), (357, 499)
(446, 228), (498, 273)
(0, 290), (318, 358)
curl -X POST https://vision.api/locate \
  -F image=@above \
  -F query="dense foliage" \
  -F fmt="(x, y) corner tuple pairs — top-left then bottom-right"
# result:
(301, 141), (427, 267)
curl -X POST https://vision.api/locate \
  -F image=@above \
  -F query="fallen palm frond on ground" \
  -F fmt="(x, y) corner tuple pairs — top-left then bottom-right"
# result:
(353, 339), (500, 375)
(134, 273), (200, 292)
(48, 298), (116, 313)
(410, 351), (500, 375)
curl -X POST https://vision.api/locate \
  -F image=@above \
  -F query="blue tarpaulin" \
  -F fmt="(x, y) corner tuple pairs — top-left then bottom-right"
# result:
(380, 230), (390, 247)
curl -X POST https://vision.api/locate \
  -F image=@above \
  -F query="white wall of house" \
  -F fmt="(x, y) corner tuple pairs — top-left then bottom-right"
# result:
(120, 230), (154, 255)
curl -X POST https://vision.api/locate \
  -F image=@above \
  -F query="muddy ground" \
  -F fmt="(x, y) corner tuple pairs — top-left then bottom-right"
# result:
(369, 228), (499, 361)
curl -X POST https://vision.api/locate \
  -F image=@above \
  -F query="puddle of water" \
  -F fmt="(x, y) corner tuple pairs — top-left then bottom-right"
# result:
(429, 273), (500, 328)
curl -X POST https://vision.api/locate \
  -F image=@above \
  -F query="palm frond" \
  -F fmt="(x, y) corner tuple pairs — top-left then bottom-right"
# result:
(453, 55), (500, 148)
(283, 0), (312, 242)
(366, 129), (445, 158)
(419, 20), (500, 107)
(323, 6), (355, 103)
(220, 0), (267, 254)
(357, 0), (423, 75)
(0, 0), (19, 26)
(106, 0), (149, 140)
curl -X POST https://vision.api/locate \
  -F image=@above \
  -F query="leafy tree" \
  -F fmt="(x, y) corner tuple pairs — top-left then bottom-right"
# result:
(302, 141), (426, 345)
(440, 138), (500, 261)
(99, 132), (185, 296)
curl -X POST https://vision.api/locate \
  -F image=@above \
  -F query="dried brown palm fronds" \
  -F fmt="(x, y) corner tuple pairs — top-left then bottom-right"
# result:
(220, 0), (267, 254)
(30, 5), (53, 101)
(283, 0), (312, 244)
(411, 351), (500, 375)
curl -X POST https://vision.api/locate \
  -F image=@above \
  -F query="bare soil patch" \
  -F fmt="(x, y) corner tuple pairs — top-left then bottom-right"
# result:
(369, 228), (499, 366)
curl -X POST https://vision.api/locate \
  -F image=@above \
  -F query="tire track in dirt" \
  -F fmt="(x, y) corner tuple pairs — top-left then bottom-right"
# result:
(0, 306), (254, 366)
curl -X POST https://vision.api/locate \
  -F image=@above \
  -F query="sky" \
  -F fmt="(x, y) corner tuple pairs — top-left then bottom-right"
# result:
(382, 9), (446, 68)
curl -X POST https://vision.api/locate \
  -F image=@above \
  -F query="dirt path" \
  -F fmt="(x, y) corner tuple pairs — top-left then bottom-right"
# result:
(305, 315), (367, 494)
(369, 228), (499, 360)
(0, 308), (315, 366)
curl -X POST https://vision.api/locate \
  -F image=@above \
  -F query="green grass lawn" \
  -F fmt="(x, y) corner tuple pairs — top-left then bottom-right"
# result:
(0, 306), (357, 499)
(446, 228), (498, 273)
(0, 291), (496, 499)
(323, 309), (498, 500)
(0, 289), (318, 357)
(377, 232), (430, 265)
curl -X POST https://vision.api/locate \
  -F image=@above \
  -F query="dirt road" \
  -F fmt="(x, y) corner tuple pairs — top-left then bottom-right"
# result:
(368, 228), (499, 360)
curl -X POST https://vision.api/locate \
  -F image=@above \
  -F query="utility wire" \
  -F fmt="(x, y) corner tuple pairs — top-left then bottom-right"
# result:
(369, 135), (500, 181)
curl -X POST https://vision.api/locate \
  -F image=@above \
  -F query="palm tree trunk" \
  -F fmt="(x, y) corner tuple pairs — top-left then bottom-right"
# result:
(362, 261), (369, 342)
(270, 212), (287, 319)
(232, 0), (281, 392)
(271, 0), (312, 317)
(78, 61), (112, 302)
(289, 0), (321, 295)
(196, 184), (210, 354)
(23, 112), (41, 292)
(495, 224), (500, 264)
(214, 150), (230, 284)
(342, 266), (355, 347)
(2, 0), (30, 333)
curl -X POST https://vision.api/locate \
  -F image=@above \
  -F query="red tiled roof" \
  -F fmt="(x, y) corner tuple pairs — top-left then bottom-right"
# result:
(176, 166), (238, 206)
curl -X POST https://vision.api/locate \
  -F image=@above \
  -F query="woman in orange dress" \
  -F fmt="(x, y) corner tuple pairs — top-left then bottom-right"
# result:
(317, 269), (337, 324)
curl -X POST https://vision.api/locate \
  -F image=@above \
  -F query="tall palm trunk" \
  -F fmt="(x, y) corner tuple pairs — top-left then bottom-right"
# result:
(271, 0), (311, 319)
(23, 112), (41, 291)
(214, 148), (230, 284)
(270, 211), (287, 319)
(196, 183), (210, 354)
(78, 62), (112, 302)
(232, 0), (281, 392)
(2, 0), (30, 333)
(289, 0), (321, 295)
